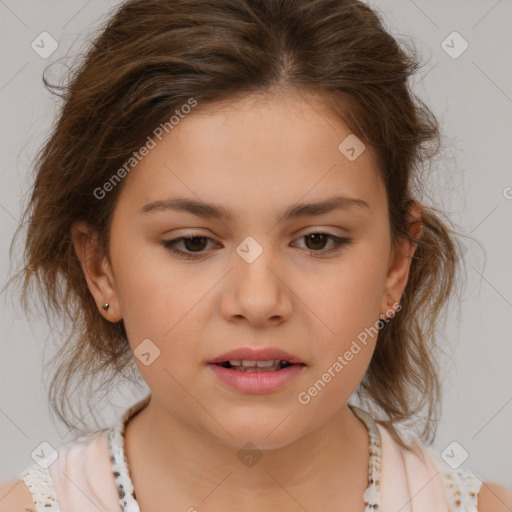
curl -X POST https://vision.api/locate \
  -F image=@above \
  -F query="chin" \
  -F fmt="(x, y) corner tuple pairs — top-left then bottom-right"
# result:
(206, 415), (303, 452)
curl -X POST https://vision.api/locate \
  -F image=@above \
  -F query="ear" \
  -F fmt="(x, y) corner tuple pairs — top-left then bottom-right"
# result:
(379, 201), (423, 319)
(71, 220), (122, 322)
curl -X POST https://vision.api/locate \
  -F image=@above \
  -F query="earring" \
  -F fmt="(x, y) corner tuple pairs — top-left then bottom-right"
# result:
(102, 303), (110, 311)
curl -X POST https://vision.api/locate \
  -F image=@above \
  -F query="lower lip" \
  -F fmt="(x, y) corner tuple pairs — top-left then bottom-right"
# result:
(207, 363), (305, 393)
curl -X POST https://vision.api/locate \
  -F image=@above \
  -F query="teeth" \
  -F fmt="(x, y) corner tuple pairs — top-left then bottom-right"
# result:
(226, 359), (290, 372)
(228, 359), (285, 367)
(255, 360), (276, 367)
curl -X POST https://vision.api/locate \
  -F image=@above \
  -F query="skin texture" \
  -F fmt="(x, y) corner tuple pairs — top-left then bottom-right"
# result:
(70, 90), (424, 510)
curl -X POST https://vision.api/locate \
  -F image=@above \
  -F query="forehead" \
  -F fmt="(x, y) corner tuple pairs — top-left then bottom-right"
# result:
(116, 91), (387, 220)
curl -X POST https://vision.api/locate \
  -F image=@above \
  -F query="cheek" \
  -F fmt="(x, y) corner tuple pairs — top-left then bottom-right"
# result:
(294, 246), (389, 405)
(113, 254), (205, 397)
(111, 237), (194, 345)
(294, 264), (386, 410)
(300, 249), (388, 345)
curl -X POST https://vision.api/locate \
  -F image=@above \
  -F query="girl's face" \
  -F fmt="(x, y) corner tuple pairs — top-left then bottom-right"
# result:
(75, 91), (417, 450)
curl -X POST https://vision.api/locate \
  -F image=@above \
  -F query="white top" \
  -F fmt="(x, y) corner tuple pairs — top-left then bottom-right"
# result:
(18, 394), (482, 511)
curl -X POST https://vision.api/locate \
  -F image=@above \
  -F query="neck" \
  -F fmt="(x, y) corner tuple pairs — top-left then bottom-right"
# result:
(123, 397), (370, 511)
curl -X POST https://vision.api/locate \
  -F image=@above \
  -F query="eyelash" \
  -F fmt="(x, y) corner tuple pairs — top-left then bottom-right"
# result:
(161, 233), (352, 259)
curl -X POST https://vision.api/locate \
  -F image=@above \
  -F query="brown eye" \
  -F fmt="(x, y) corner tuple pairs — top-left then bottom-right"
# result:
(294, 233), (352, 256)
(182, 236), (209, 252)
(304, 233), (329, 251)
(162, 236), (214, 258)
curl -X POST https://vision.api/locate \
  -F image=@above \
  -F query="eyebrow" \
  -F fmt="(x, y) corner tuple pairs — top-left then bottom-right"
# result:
(139, 194), (370, 224)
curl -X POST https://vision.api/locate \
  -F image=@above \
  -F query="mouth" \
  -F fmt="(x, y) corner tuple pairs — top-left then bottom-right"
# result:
(208, 358), (306, 393)
(213, 359), (303, 372)
(208, 347), (305, 369)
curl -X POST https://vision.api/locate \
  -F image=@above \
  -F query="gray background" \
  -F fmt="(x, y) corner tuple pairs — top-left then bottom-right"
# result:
(1, 0), (511, 488)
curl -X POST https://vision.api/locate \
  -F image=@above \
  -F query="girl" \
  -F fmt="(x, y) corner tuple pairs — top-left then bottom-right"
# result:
(1, 0), (511, 510)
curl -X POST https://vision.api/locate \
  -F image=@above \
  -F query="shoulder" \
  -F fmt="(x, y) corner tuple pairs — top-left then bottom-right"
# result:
(374, 422), (512, 511)
(477, 481), (512, 512)
(0, 429), (112, 512)
(418, 444), (512, 511)
(0, 479), (36, 511)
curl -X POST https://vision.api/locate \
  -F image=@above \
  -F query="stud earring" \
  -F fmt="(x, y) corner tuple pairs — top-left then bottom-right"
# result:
(102, 303), (110, 311)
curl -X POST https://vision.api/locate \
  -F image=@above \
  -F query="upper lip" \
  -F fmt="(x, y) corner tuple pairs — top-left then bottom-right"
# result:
(208, 347), (305, 365)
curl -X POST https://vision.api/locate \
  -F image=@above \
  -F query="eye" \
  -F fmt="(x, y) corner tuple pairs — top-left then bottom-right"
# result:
(161, 236), (215, 258)
(161, 232), (352, 259)
(293, 233), (352, 256)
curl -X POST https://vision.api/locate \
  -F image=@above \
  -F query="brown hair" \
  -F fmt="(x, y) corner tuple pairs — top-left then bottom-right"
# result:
(8, 0), (471, 449)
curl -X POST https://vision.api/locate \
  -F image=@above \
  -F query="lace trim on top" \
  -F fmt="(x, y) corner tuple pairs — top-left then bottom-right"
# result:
(107, 398), (383, 512)
(427, 446), (482, 512)
(108, 394), (151, 512)
(18, 463), (60, 512)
